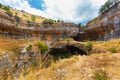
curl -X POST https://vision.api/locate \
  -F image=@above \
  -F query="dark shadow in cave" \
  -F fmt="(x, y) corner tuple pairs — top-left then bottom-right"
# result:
(66, 46), (87, 56)
(49, 48), (69, 60)
(49, 45), (87, 61)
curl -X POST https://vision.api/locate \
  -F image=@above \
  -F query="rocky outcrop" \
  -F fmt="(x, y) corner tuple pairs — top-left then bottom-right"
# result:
(74, 2), (120, 41)
(0, 10), (79, 41)
(0, 43), (44, 79)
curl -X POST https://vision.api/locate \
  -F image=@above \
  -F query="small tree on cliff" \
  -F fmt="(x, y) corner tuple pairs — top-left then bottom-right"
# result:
(99, 0), (119, 14)
(0, 3), (2, 8)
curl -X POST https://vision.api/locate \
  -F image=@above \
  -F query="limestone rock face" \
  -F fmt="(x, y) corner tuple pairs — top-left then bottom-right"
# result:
(74, 2), (120, 41)
(0, 10), (78, 41)
(0, 44), (43, 79)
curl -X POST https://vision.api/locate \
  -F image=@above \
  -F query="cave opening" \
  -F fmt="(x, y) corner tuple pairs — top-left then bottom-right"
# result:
(49, 45), (87, 61)
(66, 46), (87, 56)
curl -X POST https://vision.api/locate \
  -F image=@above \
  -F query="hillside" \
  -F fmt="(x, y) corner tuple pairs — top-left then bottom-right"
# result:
(17, 39), (120, 80)
(0, 3), (45, 23)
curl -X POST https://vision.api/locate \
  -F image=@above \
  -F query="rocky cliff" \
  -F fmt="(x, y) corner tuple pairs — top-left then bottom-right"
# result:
(0, 4), (79, 41)
(74, 2), (120, 41)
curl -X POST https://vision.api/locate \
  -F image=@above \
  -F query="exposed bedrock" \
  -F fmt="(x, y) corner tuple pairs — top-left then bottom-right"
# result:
(73, 2), (120, 41)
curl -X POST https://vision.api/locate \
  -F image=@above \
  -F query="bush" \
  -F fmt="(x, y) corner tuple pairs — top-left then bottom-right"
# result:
(6, 11), (13, 17)
(23, 14), (27, 17)
(108, 47), (117, 53)
(85, 41), (93, 48)
(3, 6), (10, 11)
(32, 61), (38, 67)
(0, 3), (3, 8)
(25, 44), (32, 52)
(43, 19), (54, 24)
(35, 41), (48, 53)
(31, 15), (36, 22)
(94, 71), (109, 80)
(14, 15), (21, 23)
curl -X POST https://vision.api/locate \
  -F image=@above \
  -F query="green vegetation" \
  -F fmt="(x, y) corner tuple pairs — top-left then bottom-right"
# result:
(84, 41), (93, 52)
(31, 15), (36, 22)
(14, 15), (21, 23)
(32, 61), (38, 67)
(0, 3), (3, 8)
(108, 47), (117, 53)
(3, 6), (10, 11)
(94, 71), (109, 80)
(43, 19), (54, 24)
(6, 10), (13, 17)
(35, 41), (48, 53)
(23, 14), (27, 17)
(84, 41), (93, 48)
(25, 44), (32, 52)
(99, 0), (119, 14)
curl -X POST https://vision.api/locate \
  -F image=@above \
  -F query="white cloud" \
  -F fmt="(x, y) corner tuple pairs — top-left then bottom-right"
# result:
(0, 0), (107, 24)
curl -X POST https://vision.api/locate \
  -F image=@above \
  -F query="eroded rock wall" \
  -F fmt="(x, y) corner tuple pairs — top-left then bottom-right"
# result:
(74, 2), (120, 41)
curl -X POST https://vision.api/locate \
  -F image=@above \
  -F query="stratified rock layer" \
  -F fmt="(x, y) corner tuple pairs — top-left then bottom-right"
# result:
(74, 2), (120, 41)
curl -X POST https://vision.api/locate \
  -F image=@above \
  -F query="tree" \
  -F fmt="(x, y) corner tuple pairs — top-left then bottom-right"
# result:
(99, 0), (119, 14)
(0, 3), (2, 8)
(3, 5), (10, 11)
(43, 19), (54, 24)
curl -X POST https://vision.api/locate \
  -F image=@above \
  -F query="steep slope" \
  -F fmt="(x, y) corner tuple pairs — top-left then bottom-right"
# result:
(74, 2), (120, 41)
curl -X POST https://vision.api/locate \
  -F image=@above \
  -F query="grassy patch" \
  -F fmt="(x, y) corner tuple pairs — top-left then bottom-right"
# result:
(108, 47), (117, 53)
(94, 71), (109, 80)
(34, 41), (48, 53)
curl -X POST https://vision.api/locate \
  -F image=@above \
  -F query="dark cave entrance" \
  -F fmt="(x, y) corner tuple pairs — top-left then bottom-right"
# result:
(66, 46), (87, 56)
(49, 46), (87, 60)
(49, 48), (69, 60)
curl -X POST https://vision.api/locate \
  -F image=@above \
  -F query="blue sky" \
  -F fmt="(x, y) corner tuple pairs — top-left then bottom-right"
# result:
(28, 0), (45, 10)
(0, 0), (107, 24)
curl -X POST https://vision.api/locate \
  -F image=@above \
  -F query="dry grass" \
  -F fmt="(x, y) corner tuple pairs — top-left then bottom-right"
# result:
(92, 39), (120, 53)
(18, 53), (120, 80)
(17, 39), (120, 80)
(0, 38), (120, 80)
(0, 6), (45, 23)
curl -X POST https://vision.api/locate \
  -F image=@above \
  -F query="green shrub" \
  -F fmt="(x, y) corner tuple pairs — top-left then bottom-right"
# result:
(35, 41), (48, 53)
(25, 44), (32, 52)
(84, 41), (93, 48)
(3, 6), (10, 11)
(108, 47), (117, 53)
(0, 3), (3, 8)
(66, 38), (74, 42)
(23, 14), (27, 17)
(14, 15), (21, 23)
(6, 11), (13, 17)
(31, 15), (36, 22)
(43, 19), (54, 24)
(94, 71), (109, 80)
(32, 61), (38, 67)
